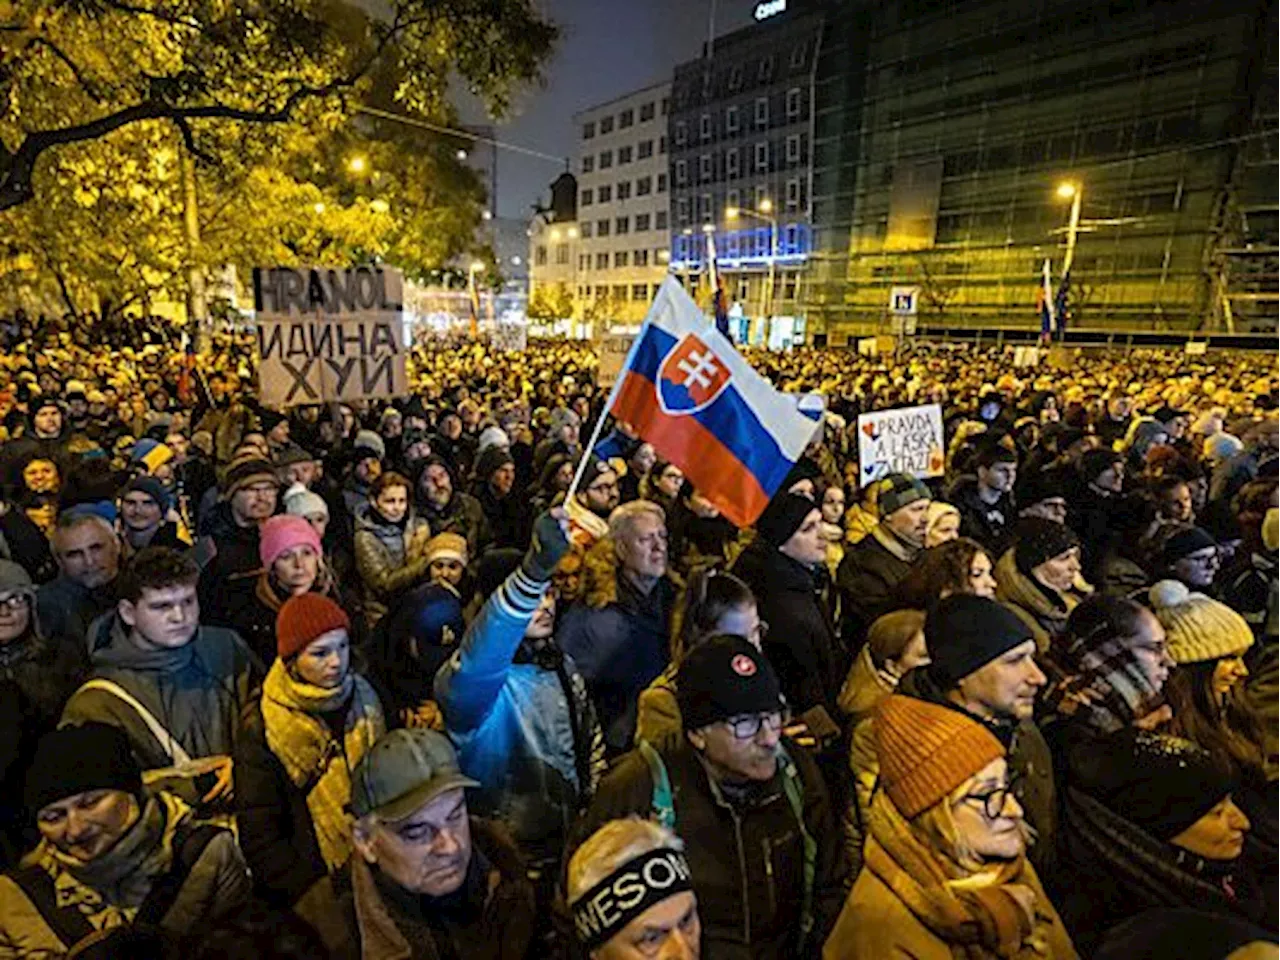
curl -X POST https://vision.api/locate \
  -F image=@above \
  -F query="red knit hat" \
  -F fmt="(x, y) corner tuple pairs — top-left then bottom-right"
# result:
(276, 593), (351, 660)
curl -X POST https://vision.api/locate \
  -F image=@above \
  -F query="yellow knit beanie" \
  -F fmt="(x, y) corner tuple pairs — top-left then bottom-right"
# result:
(873, 695), (1005, 819)
(1149, 580), (1254, 664)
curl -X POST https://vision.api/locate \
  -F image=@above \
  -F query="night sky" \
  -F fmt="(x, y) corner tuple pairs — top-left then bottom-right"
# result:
(457, 0), (756, 220)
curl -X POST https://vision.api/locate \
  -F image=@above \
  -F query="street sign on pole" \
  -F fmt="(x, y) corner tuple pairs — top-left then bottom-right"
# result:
(889, 286), (920, 316)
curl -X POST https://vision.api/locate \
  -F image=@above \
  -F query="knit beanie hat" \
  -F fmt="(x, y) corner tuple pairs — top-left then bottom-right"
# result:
(1149, 580), (1254, 664)
(221, 456), (280, 497)
(276, 593), (351, 660)
(548, 407), (580, 437)
(283, 487), (329, 521)
(1014, 466), (1068, 511)
(756, 492), (818, 548)
(926, 594), (1036, 687)
(1202, 432), (1243, 463)
(0, 559), (34, 597)
(25, 723), (143, 815)
(876, 472), (931, 517)
(406, 583), (465, 649)
(1072, 728), (1232, 841)
(121, 475), (172, 515)
(1264, 508), (1279, 552)
(1158, 525), (1218, 567)
(130, 438), (173, 473)
(1013, 517), (1079, 576)
(353, 429), (386, 462)
(259, 514), (323, 569)
(925, 501), (960, 541)
(677, 635), (786, 731)
(1079, 448), (1123, 484)
(424, 532), (467, 566)
(474, 444), (515, 482)
(873, 695), (1005, 819)
(477, 425), (510, 454)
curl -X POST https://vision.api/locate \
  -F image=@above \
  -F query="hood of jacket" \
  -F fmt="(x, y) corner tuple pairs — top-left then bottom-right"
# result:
(837, 645), (895, 722)
(995, 548), (1072, 622)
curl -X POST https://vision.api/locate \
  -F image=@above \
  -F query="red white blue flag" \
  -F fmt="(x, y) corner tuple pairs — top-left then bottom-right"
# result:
(609, 277), (821, 526)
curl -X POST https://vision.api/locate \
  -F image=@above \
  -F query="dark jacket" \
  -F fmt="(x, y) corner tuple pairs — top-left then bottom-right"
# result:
(732, 541), (845, 718)
(836, 526), (919, 647)
(948, 474), (1014, 554)
(418, 490), (490, 559)
(557, 574), (676, 754)
(353, 502), (431, 629)
(197, 501), (264, 607)
(1066, 483), (1120, 579)
(570, 736), (848, 960)
(0, 503), (56, 584)
(36, 574), (119, 654)
(322, 819), (536, 960)
(472, 484), (525, 552)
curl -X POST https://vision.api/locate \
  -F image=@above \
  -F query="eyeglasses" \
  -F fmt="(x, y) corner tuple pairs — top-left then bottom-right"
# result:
(723, 709), (789, 740)
(0, 593), (32, 610)
(958, 771), (1021, 820)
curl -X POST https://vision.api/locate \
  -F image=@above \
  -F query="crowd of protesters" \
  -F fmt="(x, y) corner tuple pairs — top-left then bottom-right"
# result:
(0, 308), (1275, 958)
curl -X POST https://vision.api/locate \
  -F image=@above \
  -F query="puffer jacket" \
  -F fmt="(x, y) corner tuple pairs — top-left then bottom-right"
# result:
(0, 792), (250, 958)
(994, 549), (1088, 653)
(61, 612), (258, 801)
(570, 736), (849, 960)
(435, 562), (604, 871)
(353, 502), (431, 629)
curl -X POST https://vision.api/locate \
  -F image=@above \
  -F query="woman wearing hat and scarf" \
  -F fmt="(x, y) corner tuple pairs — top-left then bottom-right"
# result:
(825, 695), (1078, 959)
(0, 723), (249, 955)
(235, 593), (385, 915)
(995, 518), (1091, 652)
(1053, 728), (1264, 955)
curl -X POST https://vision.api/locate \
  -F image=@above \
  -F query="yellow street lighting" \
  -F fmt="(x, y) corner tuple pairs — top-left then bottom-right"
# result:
(757, 197), (773, 213)
(456, 149), (469, 161)
(482, 209), (493, 221)
(550, 228), (562, 241)
(347, 155), (368, 174)
(701, 223), (715, 233)
(313, 202), (326, 214)
(469, 261), (485, 273)
(567, 227), (579, 239)
(725, 206), (741, 219)
(1056, 182), (1077, 199)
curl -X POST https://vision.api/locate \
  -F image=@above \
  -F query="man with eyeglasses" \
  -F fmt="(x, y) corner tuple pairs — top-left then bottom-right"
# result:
(572, 635), (847, 960)
(196, 455), (279, 612)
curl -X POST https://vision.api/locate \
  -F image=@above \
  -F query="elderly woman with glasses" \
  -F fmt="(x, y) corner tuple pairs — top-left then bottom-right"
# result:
(825, 695), (1078, 959)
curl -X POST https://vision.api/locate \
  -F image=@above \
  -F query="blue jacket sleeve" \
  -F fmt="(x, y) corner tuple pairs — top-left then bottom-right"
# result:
(434, 565), (548, 734)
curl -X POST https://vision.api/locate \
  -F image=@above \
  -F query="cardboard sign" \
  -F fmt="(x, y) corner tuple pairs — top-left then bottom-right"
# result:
(253, 266), (406, 407)
(857, 403), (945, 483)
(1184, 341), (1208, 355)
(1013, 345), (1041, 368)
(597, 334), (634, 389)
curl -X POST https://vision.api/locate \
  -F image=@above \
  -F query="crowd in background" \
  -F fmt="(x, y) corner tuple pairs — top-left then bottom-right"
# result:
(0, 308), (1275, 959)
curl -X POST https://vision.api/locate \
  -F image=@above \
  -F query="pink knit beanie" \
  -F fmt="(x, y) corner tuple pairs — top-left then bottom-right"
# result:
(259, 514), (323, 569)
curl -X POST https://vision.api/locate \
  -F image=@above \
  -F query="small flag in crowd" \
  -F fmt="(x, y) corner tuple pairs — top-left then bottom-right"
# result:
(606, 277), (822, 527)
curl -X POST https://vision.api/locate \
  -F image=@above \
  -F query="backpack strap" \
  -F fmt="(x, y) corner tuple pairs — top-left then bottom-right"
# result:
(133, 823), (224, 926)
(637, 740), (675, 831)
(77, 679), (193, 767)
(9, 864), (97, 948)
(779, 745), (817, 953)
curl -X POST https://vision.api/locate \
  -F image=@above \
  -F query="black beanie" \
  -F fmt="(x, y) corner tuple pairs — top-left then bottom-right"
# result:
(25, 723), (143, 815)
(1080, 448), (1123, 483)
(926, 594), (1035, 687)
(678, 635), (785, 730)
(1013, 517), (1080, 576)
(1160, 525), (1218, 566)
(755, 492), (818, 548)
(1074, 729), (1233, 842)
(474, 444), (515, 483)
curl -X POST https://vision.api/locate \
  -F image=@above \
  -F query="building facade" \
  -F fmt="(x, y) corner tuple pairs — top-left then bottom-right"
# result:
(573, 81), (674, 324)
(806, 0), (1278, 339)
(667, 1), (826, 345)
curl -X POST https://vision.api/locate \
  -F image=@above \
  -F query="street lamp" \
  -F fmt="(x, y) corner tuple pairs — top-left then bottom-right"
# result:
(725, 201), (779, 324)
(1056, 181), (1083, 277)
(456, 149), (469, 161)
(347, 155), (368, 174)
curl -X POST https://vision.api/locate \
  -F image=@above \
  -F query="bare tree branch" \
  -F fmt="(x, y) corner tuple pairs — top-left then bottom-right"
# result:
(26, 36), (106, 101)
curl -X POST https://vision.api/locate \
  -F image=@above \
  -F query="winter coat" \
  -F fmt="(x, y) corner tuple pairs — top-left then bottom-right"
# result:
(0, 629), (87, 733)
(0, 504), (55, 585)
(836, 525), (919, 648)
(435, 563), (604, 870)
(571, 736), (849, 960)
(196, 500), (262, 586)
(0, 792), (249, 958)
(556, 570), (676, 754)
(417, 490), (490, 559)
(61, 612), (257, 799)
(634, 665), (681, 747)
(1065, 484), (1120, 579)
(947, 475), (1015, 555)
(35, 575), (118, 653)
(838, 646), (897, 873)
(843, 504), (878, 546)
(353, 502), (431, 629)
(204, 571), (344, 670)
(734, 541), (847, 718)
(472, 483), (526, 551)
(321, 818), (536, 960)
(235, 671), (385, 908)
(994, 549), (1086, 653)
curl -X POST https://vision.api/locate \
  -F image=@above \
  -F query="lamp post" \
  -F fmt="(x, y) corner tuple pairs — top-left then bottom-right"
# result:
(1056, 182), (1083, 278)
(726, 198), (778, 332)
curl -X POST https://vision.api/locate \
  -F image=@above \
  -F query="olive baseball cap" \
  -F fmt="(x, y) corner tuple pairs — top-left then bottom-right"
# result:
(350, 729), (479, 822)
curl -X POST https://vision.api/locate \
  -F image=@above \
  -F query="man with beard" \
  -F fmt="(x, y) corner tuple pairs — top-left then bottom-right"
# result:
(435, 510), (604, 907)
(414, 455), (490, 558)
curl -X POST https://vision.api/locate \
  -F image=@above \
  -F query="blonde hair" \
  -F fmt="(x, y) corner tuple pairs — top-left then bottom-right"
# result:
(568, 817), (684, 906)
(607, 499), (666, 541)
(911, 775), (1036, 873)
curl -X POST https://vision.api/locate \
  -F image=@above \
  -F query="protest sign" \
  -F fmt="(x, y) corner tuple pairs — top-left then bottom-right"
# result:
(253, 266), (407, 407)
(857, 403), (945, 483)
(493, 320), (528, 352)
(1184, 340), (1208, 355)
(1013, 345), (1041, 368)
(597, 334), (634, 389)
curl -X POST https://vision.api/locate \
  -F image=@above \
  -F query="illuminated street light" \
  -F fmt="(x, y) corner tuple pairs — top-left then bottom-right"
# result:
(511, 256), (522, 266)
(481, 209), (493, 221)
(758, 197), (773, 214)
(550, 228), (561, 241)
(347, 155), (368, 174)
(313, 202), (326, 214)
(567, 227), (579, 239)
(456, 149), (469, 161)
(657, 249), (670, 262)
(1057, 181), (1084, 277)
(726, 206), (741, 219)
(1056, 182), (1078, 199)
(469, 260), (485, 273)
(701, 223), (715, 234)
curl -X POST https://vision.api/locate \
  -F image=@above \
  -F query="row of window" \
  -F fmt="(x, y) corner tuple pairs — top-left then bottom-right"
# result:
(673, 89), (806, 146)
(581, 136), (668, 174)
(673, 137), (807, 185)
(582, 97), (671, 140)
(671, 44), (810, 108)
(580, 249), (666, 271)
(581, 174), (669, 206)
(576, 283), (664, 303)
(674, 180), (807, 225)
(580, 210), (670, 238)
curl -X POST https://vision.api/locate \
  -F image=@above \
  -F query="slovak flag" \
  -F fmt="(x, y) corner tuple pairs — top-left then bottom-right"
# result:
(609, 277), (822, 526)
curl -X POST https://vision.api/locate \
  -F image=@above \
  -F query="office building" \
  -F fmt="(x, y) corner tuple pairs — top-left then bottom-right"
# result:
(667, 0), (826, 345)
(573, 81), (674, 324)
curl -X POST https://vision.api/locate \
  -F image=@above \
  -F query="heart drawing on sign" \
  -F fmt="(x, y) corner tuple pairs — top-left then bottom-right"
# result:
(862, 422), (879, 441)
